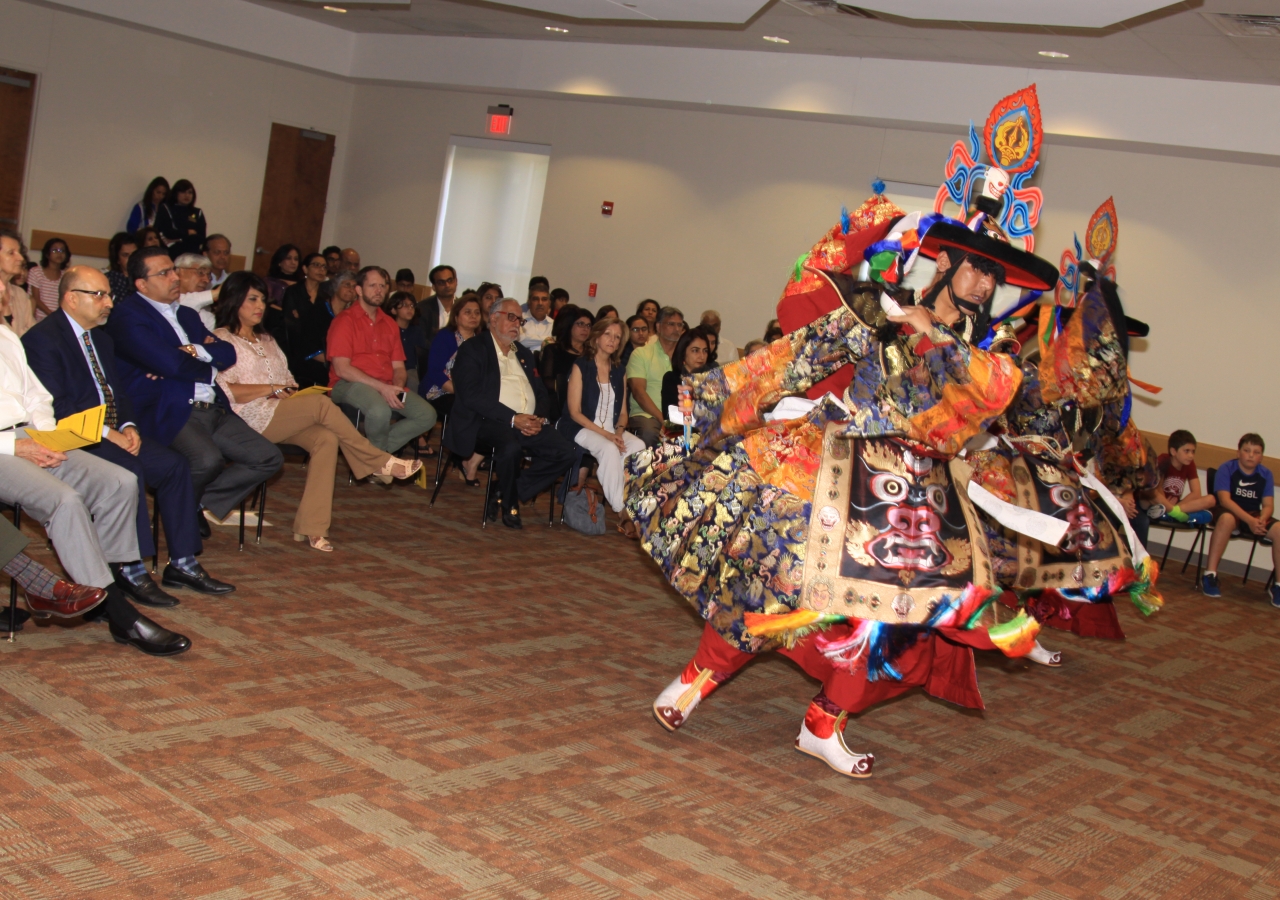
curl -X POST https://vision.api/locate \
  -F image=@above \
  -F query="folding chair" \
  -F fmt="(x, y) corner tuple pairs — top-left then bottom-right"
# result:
(2, 503), (20, 641)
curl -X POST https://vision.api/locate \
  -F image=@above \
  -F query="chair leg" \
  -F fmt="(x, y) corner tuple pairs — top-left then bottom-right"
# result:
(1244, 540), (1258, 585)
(1180, 526), (1201, 574)
(238, 496), (247, 552)
(1160, 526), (1175, 570)
(430, 456), (453, 507)
(151, 499), (161, 574)
(481, 456), (496, 529)
(8, 504), (20, 643)
(255, 483), (267, 546)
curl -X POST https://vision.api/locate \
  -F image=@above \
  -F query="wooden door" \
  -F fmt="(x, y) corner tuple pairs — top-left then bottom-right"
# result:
(0, 67), (37, 230)
(250, 123), (336, 275)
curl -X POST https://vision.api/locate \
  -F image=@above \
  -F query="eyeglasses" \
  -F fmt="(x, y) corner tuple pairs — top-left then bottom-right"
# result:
(494, 312), (526, 325)
(70, 289), (113, 300)
(146, 267), (175, 279)
(48, 247), (68, 255)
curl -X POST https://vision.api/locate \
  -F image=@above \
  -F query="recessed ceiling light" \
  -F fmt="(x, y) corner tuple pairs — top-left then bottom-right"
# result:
(545, 26), (569, 33)
(1038, 50), (1069, 58)
(322, 5), (347, 11)
(763, 35), (790, 43)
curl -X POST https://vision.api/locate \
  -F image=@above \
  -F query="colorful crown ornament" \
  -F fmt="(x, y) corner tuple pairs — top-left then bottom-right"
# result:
(1056, 197), (1118, 307)
(933, 84), (1044, 252)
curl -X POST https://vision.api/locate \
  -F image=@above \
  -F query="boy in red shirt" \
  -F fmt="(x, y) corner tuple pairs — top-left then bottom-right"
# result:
(1148, 430), (1215, 526)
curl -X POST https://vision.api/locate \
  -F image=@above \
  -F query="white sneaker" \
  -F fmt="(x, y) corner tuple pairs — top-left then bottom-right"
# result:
(652, 668), (715, 732)
(1026, 640), (1062, 667)
(1145, 503), (1167, 520)
(795, 715), (874, 778)
(204, 509), (272, 527)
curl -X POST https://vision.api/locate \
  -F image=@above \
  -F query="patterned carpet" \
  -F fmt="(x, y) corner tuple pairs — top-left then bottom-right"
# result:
(1, 459), (1279, 899)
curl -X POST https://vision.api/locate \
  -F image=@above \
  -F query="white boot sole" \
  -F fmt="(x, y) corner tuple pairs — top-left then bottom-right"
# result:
(1027, 641), (1062, 667)
(795, 722), (874, 778)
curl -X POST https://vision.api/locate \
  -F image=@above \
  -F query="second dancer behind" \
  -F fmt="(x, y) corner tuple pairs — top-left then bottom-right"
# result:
(212, 272), (423, 553)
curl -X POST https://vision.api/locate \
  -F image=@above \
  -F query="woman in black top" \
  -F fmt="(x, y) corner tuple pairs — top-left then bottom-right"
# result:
(539, 305), (593, 424)
(104, 232), (138, 302)
(281, 252), (332, 387)
(660, 326), (712, 416)
(155, 179), (206, 257)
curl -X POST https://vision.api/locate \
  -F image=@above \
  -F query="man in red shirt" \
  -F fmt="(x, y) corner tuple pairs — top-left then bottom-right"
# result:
(328, 266), (437, 453)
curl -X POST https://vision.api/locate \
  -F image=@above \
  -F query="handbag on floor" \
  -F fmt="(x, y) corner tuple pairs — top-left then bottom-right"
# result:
(563, 487), (606, 535)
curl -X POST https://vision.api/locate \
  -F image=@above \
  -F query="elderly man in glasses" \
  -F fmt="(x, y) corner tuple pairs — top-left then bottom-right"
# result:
(23, 265), (235, 607)
(447, 298), (574, 529)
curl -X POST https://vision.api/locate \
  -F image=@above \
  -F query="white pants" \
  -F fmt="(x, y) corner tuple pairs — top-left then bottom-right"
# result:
(575, 427), (646, 513)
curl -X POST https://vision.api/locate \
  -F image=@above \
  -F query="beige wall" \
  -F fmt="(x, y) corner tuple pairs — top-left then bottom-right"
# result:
(339, 83), (1278, 451)
(1, 0), (354, 265)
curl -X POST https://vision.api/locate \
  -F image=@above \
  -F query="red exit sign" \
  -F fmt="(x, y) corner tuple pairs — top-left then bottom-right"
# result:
(487, 104), (513, 135)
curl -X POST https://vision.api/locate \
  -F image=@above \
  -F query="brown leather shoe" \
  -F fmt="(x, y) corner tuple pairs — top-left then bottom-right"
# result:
(26, 581), (108, 619)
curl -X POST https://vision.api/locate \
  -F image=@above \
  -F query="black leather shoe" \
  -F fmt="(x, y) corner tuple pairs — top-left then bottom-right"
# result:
(109, 614), (191, 656)
(502, 506), (523, 529)
(162, 563), (235, 595)
(485, 492), (500, 522)
(198, 510), (211, 539)
(112, 568), (180, 608)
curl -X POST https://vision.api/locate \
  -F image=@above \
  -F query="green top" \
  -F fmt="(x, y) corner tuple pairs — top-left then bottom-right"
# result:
(625, 338), (672, 418)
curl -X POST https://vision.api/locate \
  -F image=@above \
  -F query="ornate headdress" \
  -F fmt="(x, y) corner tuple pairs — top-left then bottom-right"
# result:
(1057, 197), (1118, 308)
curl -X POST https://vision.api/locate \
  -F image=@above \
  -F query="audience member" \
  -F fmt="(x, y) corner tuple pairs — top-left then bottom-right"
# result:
(558, 317), (645, 536)
(340, 247), (361, 274)
(0, 230), (35, 336)
(265, 244), (301, 307)
(126, 176), (169, 233)
(394, 268), (424, 302)
(24, 266), (234, 606)
(105, 231), (138, 304)
(281, 252), (332, 387)
(636, 299), (659, 335)
(529, 275), (550, 294)
(26, 236), (70, 320)
(763, 318), (784, 342)
(106, 246), (282, 536)
(540, 305), (592, 423)
(0, 306), (190, 655)
(422, 294), (480, 412)
(383, 290), (429, 395)
(596, 304), (618, 321)
(213, 272), (421, 552)
(1202, 433), (1278, 606)
(205, 234), (232, 287)
(448, 298), (574, 529)
(0, 515), (108, 623)
(421, 264), (458, 337)
(328, 266), (437, 454)
(622, 314), (648, 367)
(175, 252), (216, 331)
(699, 309), (737, 362)
(626, 305), (684, 447)
(475, 282), (502, 328)
(322, 245), (342, 278)
(1150, 430), (1215, 525)
(660, 325), (712, 414)
(550, 287), (570, 315)
(743, 338), (766, 356)
(520, 282), (554, 353)
(134, 226), (163, 249)
(155, 179), (206, 257)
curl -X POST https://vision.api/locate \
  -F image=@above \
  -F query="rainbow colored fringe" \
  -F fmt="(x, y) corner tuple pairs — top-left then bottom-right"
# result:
(743, 609), (846, 643)
(988, 610), (1039, 658)
(1129, 557), (1163, 616)
(1054, 561), (1163, 616)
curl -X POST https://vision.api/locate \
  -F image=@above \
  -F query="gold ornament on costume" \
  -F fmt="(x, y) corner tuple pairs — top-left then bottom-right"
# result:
(993, 116), (1030, 169)
(940, 538), (973, 576)
(844, 519), (879, 567)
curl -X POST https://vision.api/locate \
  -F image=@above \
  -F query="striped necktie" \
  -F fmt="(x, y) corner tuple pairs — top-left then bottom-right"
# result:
(81, 332), (118, 429)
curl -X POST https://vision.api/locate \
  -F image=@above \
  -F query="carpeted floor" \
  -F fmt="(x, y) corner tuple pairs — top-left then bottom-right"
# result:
(1, 459), (1278, 899)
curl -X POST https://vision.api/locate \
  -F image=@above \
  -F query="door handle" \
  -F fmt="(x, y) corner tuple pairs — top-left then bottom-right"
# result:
(256, 247), (265, 254)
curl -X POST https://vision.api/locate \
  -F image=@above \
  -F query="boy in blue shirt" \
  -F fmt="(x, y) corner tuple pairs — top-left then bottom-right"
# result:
(1202, 433), (1278, 606)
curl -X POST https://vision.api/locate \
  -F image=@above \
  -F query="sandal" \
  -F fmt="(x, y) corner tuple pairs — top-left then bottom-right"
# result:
(294, 533), (333, 552)
(379, 457), (424, 481)
(617, 514), (640, 540)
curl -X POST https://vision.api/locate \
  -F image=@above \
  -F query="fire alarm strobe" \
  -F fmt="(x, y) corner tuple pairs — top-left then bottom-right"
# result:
(488, 104), (513, 135)
(601, 201), (614, 216)
(588, 283), (598, 298)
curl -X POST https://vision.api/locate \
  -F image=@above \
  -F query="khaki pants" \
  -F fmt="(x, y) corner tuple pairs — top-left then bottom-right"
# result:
(261, 394), (391, 536)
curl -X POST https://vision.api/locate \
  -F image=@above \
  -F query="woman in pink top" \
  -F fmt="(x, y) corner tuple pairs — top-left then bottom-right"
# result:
(26, 237), (70, 320)
(213, 272), (422, 552)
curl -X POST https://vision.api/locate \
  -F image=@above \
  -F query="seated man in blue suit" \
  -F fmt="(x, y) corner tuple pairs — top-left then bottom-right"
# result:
(23, 266), (235, 604)
(103, 247), (281, 538)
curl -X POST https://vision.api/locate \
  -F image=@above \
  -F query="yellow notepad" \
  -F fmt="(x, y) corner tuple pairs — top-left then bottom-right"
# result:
(291, 385), (331, 397)
(27, 405), (106, 452)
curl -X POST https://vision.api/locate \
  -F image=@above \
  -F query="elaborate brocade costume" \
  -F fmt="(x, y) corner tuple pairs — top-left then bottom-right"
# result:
(629, 87), (1162, 777)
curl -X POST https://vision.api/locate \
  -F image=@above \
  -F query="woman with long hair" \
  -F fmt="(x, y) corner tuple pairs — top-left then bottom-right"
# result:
(475, 282), (502, 328)
(213, 272), (422, 553)
(104, 231), (139, 303)
(265, 243), (301, 305)
(25, 237), (70, 319)
(558, 317), (645, 535)
(422, 294), (484, 483)
(280, 252), (330, 387)
(126, 176), (169, 233)
(133, 226), (163, 249)
(155, 179), (206, 257)
(0, 232), (35, 336)
(660, 325), (712, 414)
(540, 305), (593, 422)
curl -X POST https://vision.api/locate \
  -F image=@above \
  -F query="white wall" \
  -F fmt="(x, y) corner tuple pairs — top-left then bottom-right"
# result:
(0, 0), (354, 260)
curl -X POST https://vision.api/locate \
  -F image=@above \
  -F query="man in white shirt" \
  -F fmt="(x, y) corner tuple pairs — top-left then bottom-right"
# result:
(204, 234), (232, 288)
(699, 309), (739, 363)
(0, 307), (191, 655)
(176, 252), (216, 331)
(519, 280), (554, 354)
(104, 247), (281, 538)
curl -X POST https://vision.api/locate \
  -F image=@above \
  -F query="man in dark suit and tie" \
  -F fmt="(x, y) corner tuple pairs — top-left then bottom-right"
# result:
(103, 247), (281, 536)
(23, 267), (234, 604)
(447, 297), (574, 528)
